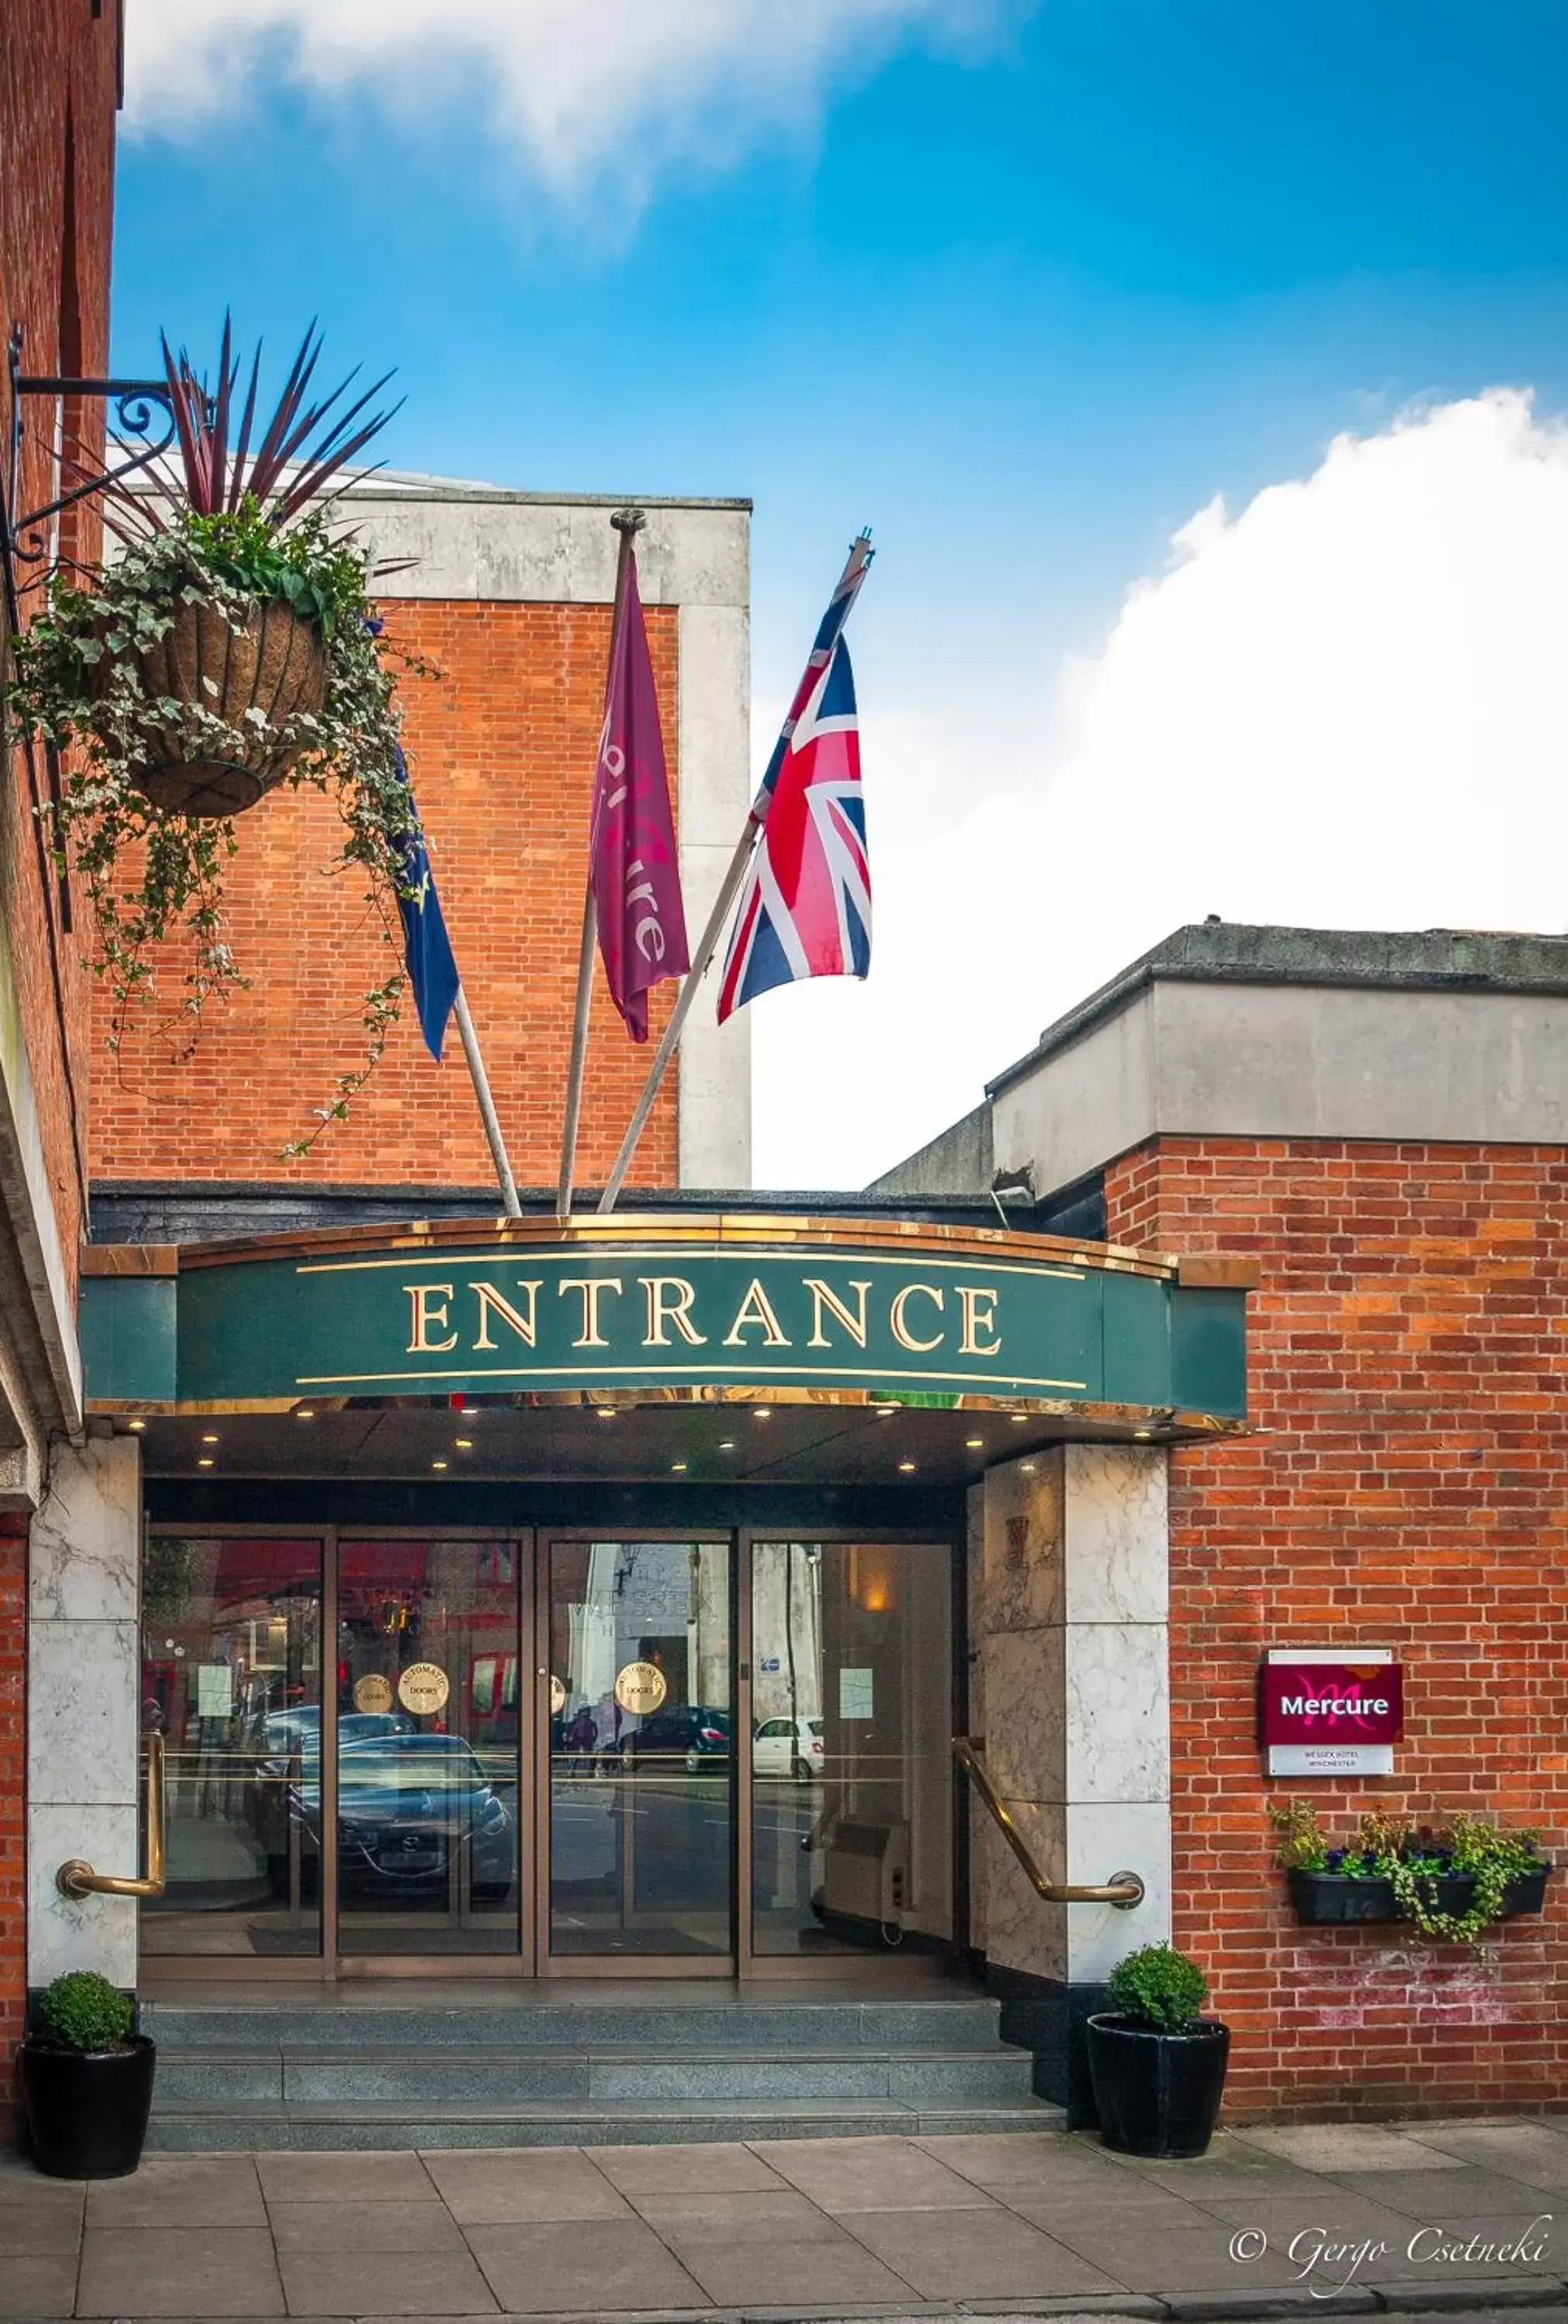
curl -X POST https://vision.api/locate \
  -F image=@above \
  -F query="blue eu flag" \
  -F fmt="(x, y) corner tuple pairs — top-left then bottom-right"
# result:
(394, 750), (459, 1061)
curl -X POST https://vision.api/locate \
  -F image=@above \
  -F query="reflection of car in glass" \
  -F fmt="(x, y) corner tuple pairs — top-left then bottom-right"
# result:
(287, 1733), (514, 1899)
(753, 1715), (824, 1781)
(621, 1707), (731, 1776)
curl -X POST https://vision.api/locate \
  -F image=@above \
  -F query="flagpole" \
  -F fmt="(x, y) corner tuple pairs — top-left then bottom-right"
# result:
(453, 984), (522, 1216)
(597, 530), (874, 1216)
(556, 507), (645, 1222)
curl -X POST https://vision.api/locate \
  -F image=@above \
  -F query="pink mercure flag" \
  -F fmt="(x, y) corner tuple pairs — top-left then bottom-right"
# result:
(588, 552), (689, 1041)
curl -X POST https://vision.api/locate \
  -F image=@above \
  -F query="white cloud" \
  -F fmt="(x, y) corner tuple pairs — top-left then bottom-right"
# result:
(125, 0), (1013, 193)
(752, 389), (1568, 1188)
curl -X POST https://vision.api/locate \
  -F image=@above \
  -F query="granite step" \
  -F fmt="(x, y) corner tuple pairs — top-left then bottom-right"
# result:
(153, 2044), (1036, 2107)
(143, 2093), (1066, 2152)
(140, 1996), (1006, 2053)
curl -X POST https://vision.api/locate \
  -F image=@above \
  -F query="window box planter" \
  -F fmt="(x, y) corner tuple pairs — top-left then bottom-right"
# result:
(1288, 1864), (1552, 1929)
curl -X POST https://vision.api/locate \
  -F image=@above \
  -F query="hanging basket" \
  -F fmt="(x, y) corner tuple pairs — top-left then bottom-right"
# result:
(119, 596), (328, 818)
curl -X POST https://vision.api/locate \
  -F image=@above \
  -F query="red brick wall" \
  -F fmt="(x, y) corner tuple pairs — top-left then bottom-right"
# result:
(87, 597), (682, 1189)
(0, 0), (119, 1296)
(1107, 1136), (1568, 2120)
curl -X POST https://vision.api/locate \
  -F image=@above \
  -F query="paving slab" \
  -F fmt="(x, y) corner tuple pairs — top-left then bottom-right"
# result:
(841, 2205), (1123, 2301)
(1238, 2126), (1463, 2173)
(593, 2144), (792, 2195)
(0, 2252), (79, 2316)
(256, 2150), (439, 2205)
(1321, 2168), (1563, 2219)
(268, 2196), (469, 2251)
(466, 2216), (712, 2314)
(423, 2148), (638, 2223)
(626, 2190), (848, 2243)
(1414, 2127), (1568, 2189)
(751, 2139), (998, 2214)
(84, 2154), (266, 2228)
(677, 2233), (920, 2308)
(277, 2241), (500, 2315)
(77, 2224), (284, 2317)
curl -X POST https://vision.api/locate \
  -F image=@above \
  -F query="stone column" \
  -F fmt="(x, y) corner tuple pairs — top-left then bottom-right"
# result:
(975, 1444), (1171, 2107)
(28, 1435), (141, 1989)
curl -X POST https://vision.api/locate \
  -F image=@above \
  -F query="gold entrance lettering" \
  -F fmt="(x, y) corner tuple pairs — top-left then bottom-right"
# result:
(889, 1282), (944, 1352)
(723, 1277), (792, 1348)
(472, 1280), (543, 1350)
(804, 1277), (872, 1350)
(956, 1284), (1002, 1356)
(642, 1276), (707, 1347)
(405, 1283), (458, 1353)
(558, 1277), (624, 1348)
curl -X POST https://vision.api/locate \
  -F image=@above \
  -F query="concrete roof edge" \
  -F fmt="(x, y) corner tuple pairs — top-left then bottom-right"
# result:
(985, 921), (1568, 1098)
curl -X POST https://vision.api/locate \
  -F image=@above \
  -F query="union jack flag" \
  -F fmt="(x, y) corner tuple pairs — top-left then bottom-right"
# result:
(717, 539), (873, 1023)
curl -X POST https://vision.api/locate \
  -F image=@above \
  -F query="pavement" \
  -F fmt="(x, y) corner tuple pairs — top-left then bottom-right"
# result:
(5, 2116), (1568, 2323)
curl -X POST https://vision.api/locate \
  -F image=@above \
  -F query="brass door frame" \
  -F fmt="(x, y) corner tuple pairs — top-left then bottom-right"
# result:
(535, 1529), (738, 1978)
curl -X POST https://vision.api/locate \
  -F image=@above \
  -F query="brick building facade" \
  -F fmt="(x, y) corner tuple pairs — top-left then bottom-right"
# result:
(0, 0), (120, 2129)
(882, 921), (1568, 2122)
(91, 484), (755, 1198)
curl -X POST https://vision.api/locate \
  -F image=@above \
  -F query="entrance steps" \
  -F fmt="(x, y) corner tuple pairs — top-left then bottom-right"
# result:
(140, 1985), (1063, 2150)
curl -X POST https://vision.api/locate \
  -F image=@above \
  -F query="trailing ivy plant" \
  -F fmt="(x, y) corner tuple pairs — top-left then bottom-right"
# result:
(4, 322), (430, 1154)
(1269, 1796), (1546, 1944)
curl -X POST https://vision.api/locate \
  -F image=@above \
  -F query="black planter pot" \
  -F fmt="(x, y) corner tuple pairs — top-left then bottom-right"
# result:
(1288, 1864), (1553, 1928)
(17, 2035), (156, 2178)
(1086, 2014), (1229, 2160)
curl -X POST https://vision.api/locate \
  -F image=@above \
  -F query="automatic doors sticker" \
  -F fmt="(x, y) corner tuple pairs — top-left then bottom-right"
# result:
(196, 1662), (232, 1718)
(397, 1661), (451, 1716)
(615, 1660), (668, 1715)
(353, 1673), (394, 1714)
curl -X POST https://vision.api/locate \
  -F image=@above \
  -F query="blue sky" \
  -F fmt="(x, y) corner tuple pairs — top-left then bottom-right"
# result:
(112, 0), (1568, 1183)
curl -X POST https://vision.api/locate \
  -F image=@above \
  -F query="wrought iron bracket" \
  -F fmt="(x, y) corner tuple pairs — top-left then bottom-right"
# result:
(5, 321), (178, 585)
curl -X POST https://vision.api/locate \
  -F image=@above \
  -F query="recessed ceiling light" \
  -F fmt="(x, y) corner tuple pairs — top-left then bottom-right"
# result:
(454, 1437), (473, 1449)
(965, 1436), (985, 1450)
(126, 1418), (146, 1432)
(197, 1457), (214, 1469)
(671, 1460), (688, 1474)
(718, 1439), (736, 1452)
(875, 1403), (899, 1418)
(1133, 1428), (1153, 1440)
(898, 1460), (916, 1473)
(201, 1432), (219, 1445)
(1020, 1460), (1037, 1474)
(296, 1408), (315, 1422)
(753, 1407), (772, 1421)
(595, 1406), (616, 1420)
(1011, 1412), (1029, 1425)
(432, 1459), (449, 1471)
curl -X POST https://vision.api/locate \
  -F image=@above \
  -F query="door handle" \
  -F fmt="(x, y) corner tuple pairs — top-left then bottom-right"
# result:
(57, 1734), (167, 1899)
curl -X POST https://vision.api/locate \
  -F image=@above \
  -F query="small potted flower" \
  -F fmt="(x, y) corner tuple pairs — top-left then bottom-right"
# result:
(1086, 1942), (1230, 2160)
(17, 1970), (156, 2178)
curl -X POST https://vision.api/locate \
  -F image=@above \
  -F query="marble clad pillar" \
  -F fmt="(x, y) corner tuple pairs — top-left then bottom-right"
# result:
(976, 1443), (1171, 1989)
(28, 1435), (142, 1988)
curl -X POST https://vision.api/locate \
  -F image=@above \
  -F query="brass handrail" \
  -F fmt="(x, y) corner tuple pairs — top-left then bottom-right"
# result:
(954, 1736), (1143, 1909)
(57, 1734), (167, 1900)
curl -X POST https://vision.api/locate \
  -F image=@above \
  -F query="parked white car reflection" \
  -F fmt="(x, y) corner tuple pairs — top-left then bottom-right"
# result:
(752, 1715), (824, 1781)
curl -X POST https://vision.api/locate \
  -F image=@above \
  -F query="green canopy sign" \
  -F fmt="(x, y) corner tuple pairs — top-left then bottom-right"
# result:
(81, 1218), (1248, 1422)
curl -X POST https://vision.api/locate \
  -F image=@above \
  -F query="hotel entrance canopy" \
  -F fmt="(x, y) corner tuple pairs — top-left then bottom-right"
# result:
(81, 1212), (1250, 1446)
